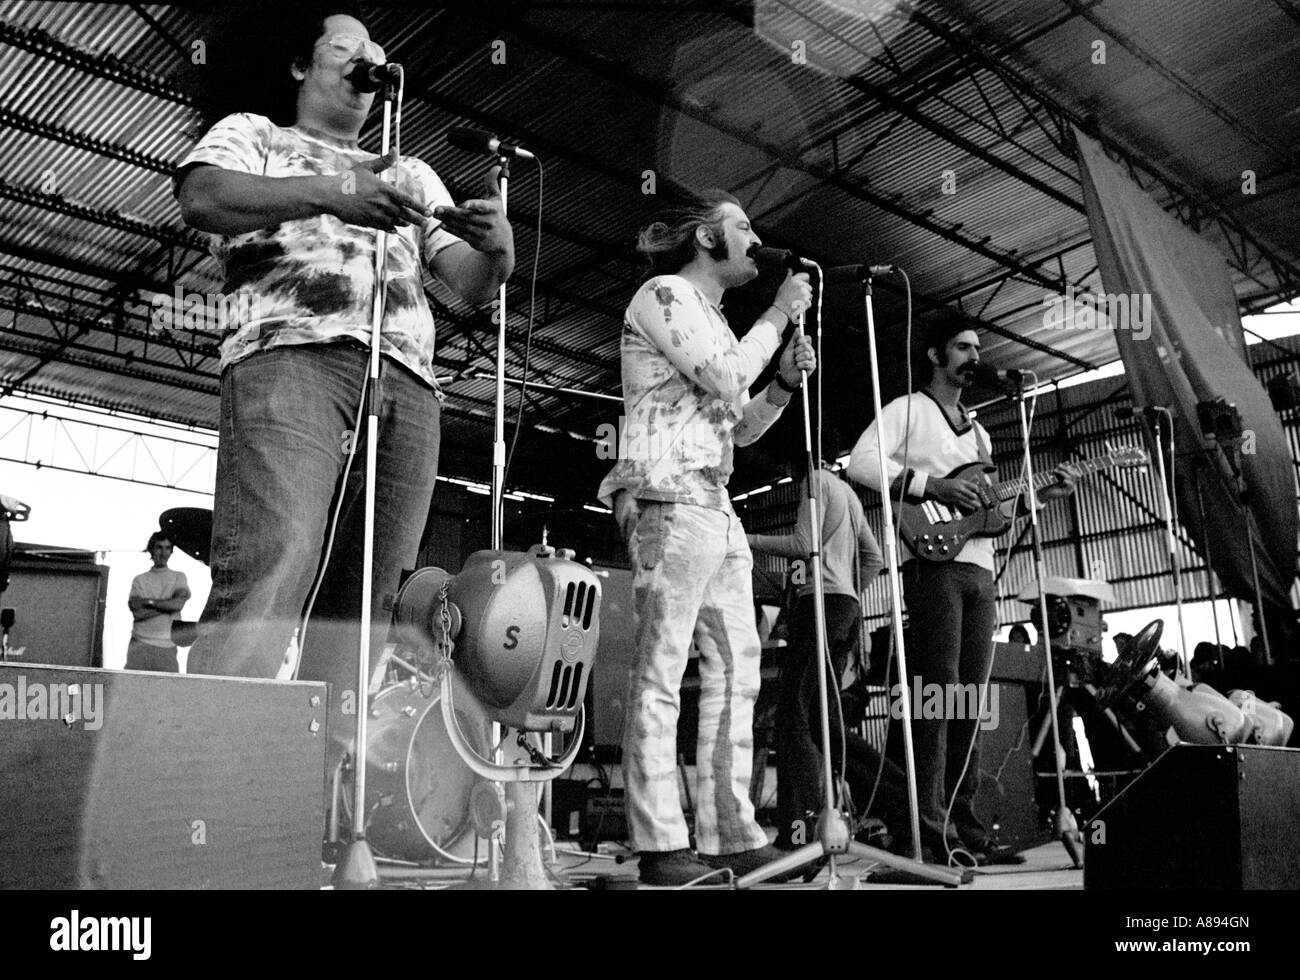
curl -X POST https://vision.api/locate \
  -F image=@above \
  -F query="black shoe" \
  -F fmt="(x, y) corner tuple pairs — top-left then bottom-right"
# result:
(968, 842), (1026, 866)
(703, 844), (809, 883)
(637, 849), (727, 887)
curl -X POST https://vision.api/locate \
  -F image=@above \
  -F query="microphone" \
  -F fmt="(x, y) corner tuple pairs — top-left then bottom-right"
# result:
(968, 364), (1026, 390)
(345, 60), (401, 93)
(751, 246), (808, 272)
(824, 262), (898, 283)
(1115, 405), (1167, 422)
(751, 249), (898, 281)
(446, 126), (536, 161)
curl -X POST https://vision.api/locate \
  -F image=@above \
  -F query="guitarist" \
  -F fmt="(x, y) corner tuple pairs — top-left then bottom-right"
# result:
(846, 312), (1080, 864)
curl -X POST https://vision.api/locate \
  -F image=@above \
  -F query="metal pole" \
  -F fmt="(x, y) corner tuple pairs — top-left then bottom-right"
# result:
(1151, 409), (1189, 672)
(335, 78), (400, 890)
(1016, 377), (1082, 868)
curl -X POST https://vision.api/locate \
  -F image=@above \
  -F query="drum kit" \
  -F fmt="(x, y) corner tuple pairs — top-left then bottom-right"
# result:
(160, 509), (603, 879)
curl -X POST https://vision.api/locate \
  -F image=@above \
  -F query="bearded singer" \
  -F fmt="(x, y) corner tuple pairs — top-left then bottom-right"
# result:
(598, 190), (815, 886)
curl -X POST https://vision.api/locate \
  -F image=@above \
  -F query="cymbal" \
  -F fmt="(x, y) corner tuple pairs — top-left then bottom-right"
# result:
(159, 507), (212, 565)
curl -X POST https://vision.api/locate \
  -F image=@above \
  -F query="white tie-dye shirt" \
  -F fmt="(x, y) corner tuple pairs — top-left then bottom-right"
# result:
(597, 275), (790, 511)
(176, 112), (463, 388)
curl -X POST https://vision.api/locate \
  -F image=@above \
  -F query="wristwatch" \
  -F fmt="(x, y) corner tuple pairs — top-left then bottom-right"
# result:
(774, 373), (802, 393)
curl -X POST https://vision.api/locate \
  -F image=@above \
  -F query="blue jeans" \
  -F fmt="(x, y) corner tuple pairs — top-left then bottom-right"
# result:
(187, 342), (440, 768)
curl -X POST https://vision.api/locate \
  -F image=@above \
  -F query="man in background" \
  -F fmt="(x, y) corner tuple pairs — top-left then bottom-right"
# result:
(747, 451), (884, 848)
(126, 532), (190, 672)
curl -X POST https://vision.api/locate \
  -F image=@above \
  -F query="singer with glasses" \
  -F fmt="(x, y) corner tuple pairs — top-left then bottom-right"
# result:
(847, 312), (1079, 865)
(173, 6), (513, 774)
(597, 189), (815, 886)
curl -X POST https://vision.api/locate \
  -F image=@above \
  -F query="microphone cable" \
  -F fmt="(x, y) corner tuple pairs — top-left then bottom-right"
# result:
(502, 157), (546, 495)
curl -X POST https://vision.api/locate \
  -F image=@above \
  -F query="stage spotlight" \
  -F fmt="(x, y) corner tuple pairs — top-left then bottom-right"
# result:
(387, 542), (602, 888)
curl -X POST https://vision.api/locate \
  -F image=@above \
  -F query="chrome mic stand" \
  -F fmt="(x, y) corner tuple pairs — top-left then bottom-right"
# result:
(1013, 371), (1082, 867)
(335, 68), (402, 889)
(489, 155), (512, 549)
(740, 268), (964, 889)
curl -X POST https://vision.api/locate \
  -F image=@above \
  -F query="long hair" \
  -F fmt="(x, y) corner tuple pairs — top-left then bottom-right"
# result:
(635, 189), (741, 277)
(179, 2), (363, 133)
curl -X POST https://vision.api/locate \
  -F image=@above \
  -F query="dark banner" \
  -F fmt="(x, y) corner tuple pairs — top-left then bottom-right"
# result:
(1074, 129), (1296, 654)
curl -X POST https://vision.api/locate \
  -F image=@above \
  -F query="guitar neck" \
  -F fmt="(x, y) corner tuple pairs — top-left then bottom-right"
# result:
(990, 454), (1115, 501)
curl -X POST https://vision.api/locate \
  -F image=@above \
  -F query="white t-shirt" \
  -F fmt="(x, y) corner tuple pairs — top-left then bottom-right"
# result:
(129, 567), (188, 646)
(847, 390), (995, 570)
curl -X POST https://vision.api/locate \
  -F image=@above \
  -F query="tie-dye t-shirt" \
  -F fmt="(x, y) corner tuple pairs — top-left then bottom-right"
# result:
(597, 275), (789, 511)
(176, 113), (463, 388)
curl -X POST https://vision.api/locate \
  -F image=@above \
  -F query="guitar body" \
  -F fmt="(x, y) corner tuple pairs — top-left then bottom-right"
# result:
(899, 462), (1013, 562)
(896, 445), (1147, 563)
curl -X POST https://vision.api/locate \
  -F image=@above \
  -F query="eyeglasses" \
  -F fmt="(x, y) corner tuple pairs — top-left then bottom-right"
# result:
(316, 33), (386, 64)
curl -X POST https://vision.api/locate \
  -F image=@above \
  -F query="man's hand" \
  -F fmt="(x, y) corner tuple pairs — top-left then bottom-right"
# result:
(432, 166), (514, 256)
(1039, 462), (1084, 501)
(613, 490), (640, 543)
(773, 271), (812, 320)
(777, 334), (816, 388)
(928, 476), (984, 512)
(325, 153), (431, 232)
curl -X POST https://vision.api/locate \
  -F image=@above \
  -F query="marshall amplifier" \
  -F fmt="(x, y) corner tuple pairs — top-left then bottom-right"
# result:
(0, 664), (327, 889)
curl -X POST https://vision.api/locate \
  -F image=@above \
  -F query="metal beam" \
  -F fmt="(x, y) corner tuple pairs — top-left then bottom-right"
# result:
(0, 179), (201, 250)
(0, 19), (194, 104)
(1062, 0), (1296, 168)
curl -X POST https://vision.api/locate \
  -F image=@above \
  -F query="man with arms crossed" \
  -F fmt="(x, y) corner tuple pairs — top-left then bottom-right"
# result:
(126, 532), (190, 673)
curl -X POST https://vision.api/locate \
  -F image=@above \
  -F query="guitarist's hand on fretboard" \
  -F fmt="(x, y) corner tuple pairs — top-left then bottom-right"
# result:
(1038, 462), (1085, 501)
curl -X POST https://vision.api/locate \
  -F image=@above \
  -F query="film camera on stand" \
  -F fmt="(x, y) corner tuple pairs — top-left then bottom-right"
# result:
(1019, 578), (1149, 823)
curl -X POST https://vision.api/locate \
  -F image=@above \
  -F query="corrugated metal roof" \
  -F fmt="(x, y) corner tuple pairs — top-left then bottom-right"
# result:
(0, 0), (1296, 502)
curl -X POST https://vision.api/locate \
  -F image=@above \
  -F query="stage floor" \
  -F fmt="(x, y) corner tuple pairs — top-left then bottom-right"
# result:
(563, 840), (1082, 890)
(345, 840), (1084, 890)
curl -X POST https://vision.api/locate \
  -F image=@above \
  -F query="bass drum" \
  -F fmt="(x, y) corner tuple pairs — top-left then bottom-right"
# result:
(360, 677), (493, 863)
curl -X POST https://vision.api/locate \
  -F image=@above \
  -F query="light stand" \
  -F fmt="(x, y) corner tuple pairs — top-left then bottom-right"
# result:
(334, 71), (402, 890)
(739, 268), (964, 889)
(1234, 464), (1274, 664)
(1197, 400), (1273, 663)
(1150, 407), (1190, 674)
(1013, 372), (1083, 867)
(1191, 457), (1226, 661)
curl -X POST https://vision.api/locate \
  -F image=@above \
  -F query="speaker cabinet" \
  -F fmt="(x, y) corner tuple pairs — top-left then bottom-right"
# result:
(2, 556), (108, 668)
(1085, 744), (1300, 890)
(0, 664), (328, 889)
(970, 674), (1040, 851)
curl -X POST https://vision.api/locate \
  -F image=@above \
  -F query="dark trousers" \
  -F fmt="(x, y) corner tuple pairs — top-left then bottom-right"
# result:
(776, 593), (956, 854)
(774, 593), (862, 846)
(899, 559), (998, 849)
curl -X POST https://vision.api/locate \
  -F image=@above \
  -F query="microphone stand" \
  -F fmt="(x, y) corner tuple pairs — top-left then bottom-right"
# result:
(1150, 408), (1190, 675)
(740, 269), (964, 889)
(489, 155), (512, 549)
(1013, 371), (1082, 868)
(335, 71), (402, 889)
